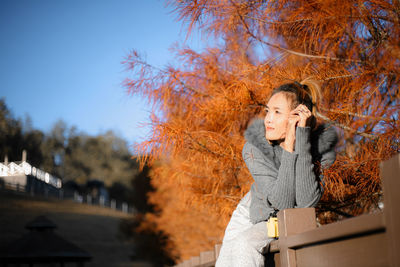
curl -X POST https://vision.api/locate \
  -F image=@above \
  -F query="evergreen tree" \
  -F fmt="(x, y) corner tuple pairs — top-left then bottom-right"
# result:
(124, 0), (400, 260)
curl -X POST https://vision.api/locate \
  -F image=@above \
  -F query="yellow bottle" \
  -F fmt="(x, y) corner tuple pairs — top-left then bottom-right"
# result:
(267, 217), (279, 238)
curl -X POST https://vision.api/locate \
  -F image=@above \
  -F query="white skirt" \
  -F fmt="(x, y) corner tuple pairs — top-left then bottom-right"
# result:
(216, 192), (274, 267)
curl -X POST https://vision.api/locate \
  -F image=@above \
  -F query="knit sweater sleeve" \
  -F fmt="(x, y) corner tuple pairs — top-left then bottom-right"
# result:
(293, 127), (322, 207)
(243, 142), (298, 210)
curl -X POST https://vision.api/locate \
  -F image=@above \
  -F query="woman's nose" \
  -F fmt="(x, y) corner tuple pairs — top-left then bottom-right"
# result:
(265, 113), (272, 123)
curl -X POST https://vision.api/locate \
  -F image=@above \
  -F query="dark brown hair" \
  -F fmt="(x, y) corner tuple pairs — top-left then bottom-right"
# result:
(270, 78), (322, 128)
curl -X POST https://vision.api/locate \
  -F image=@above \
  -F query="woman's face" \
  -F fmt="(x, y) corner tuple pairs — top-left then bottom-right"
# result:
(264, 92), (292, 141)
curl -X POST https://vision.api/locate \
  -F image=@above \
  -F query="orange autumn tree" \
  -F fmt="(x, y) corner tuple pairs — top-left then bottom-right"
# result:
(123, 0), (400, 261)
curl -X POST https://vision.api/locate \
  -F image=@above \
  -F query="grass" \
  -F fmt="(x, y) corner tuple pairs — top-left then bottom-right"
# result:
(0, 190), (153, 267)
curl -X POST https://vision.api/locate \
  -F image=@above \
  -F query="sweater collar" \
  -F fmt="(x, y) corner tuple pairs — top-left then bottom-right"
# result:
(244, 118), (338, 155)
(244, 118), (275, 156)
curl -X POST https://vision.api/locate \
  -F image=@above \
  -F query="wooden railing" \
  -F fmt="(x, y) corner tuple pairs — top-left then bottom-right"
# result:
(176, 153), (400, 267)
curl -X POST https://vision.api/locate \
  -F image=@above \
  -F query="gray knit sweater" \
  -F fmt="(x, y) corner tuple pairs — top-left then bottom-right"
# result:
(242, 118), (338, 224)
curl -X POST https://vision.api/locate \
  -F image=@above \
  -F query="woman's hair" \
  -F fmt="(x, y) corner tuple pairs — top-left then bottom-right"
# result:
(270, 78), (322, 128)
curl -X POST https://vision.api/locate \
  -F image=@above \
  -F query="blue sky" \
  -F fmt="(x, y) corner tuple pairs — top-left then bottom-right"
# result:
(0, 0), (204, 147)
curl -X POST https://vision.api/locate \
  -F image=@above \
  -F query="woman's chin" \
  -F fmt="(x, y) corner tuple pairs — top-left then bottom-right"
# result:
(265, 131), (277, 139)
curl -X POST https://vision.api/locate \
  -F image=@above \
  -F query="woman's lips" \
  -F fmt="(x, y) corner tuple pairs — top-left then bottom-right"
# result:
(266, 127), (274, 131)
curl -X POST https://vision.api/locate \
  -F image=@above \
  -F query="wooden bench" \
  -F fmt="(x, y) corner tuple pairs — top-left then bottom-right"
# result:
(176, 154), (400, 267)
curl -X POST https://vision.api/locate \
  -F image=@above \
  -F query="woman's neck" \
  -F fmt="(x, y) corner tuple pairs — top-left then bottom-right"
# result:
(267, 138), (284, 146)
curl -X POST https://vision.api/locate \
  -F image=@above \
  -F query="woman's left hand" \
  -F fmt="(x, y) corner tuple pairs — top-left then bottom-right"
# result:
(292, 104), (312, 127)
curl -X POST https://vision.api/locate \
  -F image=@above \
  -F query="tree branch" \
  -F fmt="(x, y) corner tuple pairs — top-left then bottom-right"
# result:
(243, 14), (394, 25)
(315, 111), (378, 139)
(231, 4), (364, 64)
(320, 107), (391, 122)
(323, 74), (356, 81)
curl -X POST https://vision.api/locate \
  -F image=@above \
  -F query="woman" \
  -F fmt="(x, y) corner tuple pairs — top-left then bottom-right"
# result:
(216, 79), (338, 267)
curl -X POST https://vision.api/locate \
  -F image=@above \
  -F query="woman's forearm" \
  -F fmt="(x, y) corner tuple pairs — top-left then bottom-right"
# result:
(267, 150), (297, 210)
(295, 127), (322, 207)
(243, 142), (298, 210)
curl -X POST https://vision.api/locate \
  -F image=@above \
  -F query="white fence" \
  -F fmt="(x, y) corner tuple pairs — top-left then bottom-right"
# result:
(0, 161), (62, 188)
(0, 161), (135, 214)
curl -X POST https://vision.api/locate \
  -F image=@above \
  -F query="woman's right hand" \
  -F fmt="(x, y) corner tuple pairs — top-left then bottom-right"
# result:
(281, 109), (301, 152)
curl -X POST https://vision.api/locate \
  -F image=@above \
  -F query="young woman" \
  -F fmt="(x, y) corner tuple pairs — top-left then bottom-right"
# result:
(216, 80), (338, 267)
